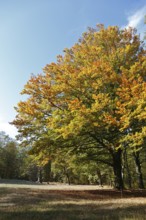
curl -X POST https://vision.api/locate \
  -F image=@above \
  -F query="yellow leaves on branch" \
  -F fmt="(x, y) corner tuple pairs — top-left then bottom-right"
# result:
(68, 99), (82, 111)
(12, 24), (146, 151)
(122, 129), (146, 150)
(91, 93), (110, 112)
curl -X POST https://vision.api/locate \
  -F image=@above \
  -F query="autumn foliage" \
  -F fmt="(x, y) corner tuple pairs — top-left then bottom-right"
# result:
(12, 25), (146, 189)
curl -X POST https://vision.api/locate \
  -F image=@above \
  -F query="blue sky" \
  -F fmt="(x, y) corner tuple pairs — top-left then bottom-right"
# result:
(0, 0), (146, 138)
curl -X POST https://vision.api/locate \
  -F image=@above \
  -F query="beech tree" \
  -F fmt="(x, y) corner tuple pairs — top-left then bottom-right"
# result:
(12, 25), (146, 189)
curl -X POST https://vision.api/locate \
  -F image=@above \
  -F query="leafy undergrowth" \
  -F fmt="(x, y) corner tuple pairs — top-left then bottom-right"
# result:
(0, 186), (146, 220)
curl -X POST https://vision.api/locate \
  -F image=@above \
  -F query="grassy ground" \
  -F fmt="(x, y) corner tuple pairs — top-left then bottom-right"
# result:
(0, 182), (146, 220)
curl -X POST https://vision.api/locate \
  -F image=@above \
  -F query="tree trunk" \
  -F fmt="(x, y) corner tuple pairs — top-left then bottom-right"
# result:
(37, 166), (43, 183)
(43, 160), (52, 183)
(123, 147), (132, 189)
(112, 149), (124, 190)
(63, 167), (71, 185)
(66, 172), (71, 185)
(96, 168), (103, 186)
(133, 152), (145, 189)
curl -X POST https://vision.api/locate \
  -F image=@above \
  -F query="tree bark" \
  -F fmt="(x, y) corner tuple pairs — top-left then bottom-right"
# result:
(63, 167), (71, 185)
(133, 152), (145, 189)
(43, 160), (52, 183)
(37, 166), (43, 183)
(66, 172), (71, 185)
(96, 168), (103, 186)
(112, 149), (124, 190)
(123, 147), (132, 189)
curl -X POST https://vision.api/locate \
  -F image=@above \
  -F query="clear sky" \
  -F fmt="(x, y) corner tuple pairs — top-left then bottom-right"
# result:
(0, 0), (146, 138)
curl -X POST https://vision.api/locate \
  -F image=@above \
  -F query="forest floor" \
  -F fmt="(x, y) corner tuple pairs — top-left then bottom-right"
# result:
(0, 181), (146, 220)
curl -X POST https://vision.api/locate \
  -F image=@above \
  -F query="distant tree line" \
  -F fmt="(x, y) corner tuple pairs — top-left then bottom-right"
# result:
(0, 131), (146, 188)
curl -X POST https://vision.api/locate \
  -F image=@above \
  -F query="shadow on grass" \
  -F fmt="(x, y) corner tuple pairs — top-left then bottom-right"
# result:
(0, 188), (146, 220)
(0, 203), (146, 220)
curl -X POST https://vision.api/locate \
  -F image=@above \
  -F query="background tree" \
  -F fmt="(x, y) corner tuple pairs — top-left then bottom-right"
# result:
(0, 131), (20, 179)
